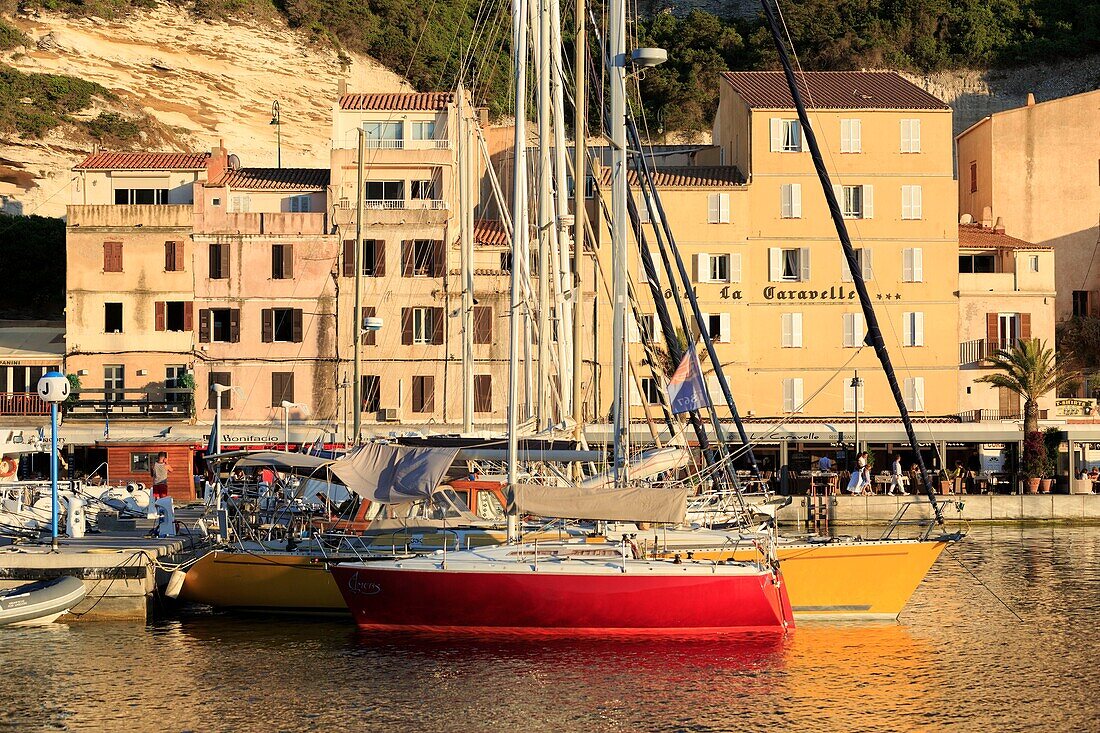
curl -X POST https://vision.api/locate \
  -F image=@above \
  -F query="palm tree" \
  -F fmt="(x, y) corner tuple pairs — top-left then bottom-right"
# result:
(976, 338), (1079, 478)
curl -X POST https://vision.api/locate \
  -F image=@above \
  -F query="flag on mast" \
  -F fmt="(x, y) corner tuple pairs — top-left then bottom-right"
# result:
(668, 344), (708, 415)
(206, 411), (220, 456)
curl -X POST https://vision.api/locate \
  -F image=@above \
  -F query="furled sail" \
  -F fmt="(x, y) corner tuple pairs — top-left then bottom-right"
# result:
(328, 443), (460, 504)
(514, 483), (689, 524)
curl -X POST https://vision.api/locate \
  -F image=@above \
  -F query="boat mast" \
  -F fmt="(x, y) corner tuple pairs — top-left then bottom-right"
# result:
(507, 0), (531, 541)
(352, 127), (365, 446)
(550, 0), (574, 421)
(608, 0), (628, 485)
(759, 0), (944, 524)
(571, 0), (588, 457)
(535, 0), (553, 429)
(459, 85), (475, 434)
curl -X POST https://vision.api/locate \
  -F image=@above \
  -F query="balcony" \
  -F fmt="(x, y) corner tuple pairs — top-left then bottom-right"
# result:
(960, 339), (993, 367)
(65, 388), (191, 421)
(364, 199), (447, 211)
(199, 211), (329, 236)
(0, 392), (49, 416)
(341, 139), (451, 151)
(67, 204), (194, 228)
(958, 408), (1047, 423)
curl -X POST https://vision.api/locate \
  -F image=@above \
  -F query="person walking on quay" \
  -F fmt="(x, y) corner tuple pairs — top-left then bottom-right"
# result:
(846, 451), (869, 494)
(151, 451), (172, 500)
(888, 454), (908, 496)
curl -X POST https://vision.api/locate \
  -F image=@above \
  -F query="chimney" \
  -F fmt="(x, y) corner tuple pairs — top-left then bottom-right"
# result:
(206, 139), (229, 184)
(981, 205), (993, 229)
(993, 216), (1006, 234)
(338, 78), (347, 98)
(1026, 93), (1036, 106)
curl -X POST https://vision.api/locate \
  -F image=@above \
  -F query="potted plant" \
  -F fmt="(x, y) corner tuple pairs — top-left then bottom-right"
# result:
(1041, 427), (1061, 494)
(938, 468), (953, 495)
(1021, 431), (1045, 494)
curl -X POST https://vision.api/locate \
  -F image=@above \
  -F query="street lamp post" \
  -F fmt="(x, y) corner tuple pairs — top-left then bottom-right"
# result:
(270, 100), (282, 169)
(279, 400), (306, 452)
(36, 371), (69, 551)
(851, 371), (864, 459)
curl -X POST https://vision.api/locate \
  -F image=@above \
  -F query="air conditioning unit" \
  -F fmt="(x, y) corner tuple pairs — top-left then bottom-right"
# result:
(379, 407), (399, 422)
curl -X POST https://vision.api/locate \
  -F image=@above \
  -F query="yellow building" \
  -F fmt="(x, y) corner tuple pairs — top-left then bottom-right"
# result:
(597, 71), (960, 424)
(956, 89), (1100, 320)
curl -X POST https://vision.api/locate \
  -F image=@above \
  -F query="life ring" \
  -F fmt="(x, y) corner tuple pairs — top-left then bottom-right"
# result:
(0, 457), (17, 478)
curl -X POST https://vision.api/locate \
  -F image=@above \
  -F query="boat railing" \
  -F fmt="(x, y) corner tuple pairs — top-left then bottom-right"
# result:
(880, 500), (954, 541)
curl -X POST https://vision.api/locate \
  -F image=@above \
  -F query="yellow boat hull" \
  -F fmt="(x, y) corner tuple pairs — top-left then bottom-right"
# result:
(681, 538), (950, 619)
(179, 551), (348, 614)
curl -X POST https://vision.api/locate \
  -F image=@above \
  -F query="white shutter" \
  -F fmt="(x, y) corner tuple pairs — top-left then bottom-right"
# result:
(912, 247), (923, 281)
(833, 183), (843, 211)
(901, 119), (911, 153)
(903, 312), (913, 346)
(912, 185), (922, 219)
(650, 313), (661, 343)
(791, 183), (802, 218)
(840, 119), (851, 153)
(852, 119), (861, 152)
(914, 311), (925, 346)
(707, 193), (719, 223)
(783, 379), (793, 412)
(792, 312), (803, 347)
(914, 377), (925, 411)
(844, 383), (854, 412)
(902, 186), (912, 219)
(903, 248), (914, 281)
(843, 312), (855, 347)
(719, 313), (731, 343)
(637, 194), (650, 223)
(630, 380), (642, 406)
(862, 247), (873, 279)
(699, 312), (710, 338)
(862, 184), (873, 219)
(629, 314), (640, 343)
(729, 252), (742, 283)
(768, 248), (783, 282)
(904, 378), (914, 409)
(793, 378), (804, 412)
(841, 253), (853, 282)
(799, 247), (811, 281)
(780, 185), (792, 218)
(718, 193), (730, 223)
(695, 252), (710, 282)
(911, 119), (921, 152)
(781, 313), (793, 347)
(770, 118), (782, 152)
(793, 121), (803, 152)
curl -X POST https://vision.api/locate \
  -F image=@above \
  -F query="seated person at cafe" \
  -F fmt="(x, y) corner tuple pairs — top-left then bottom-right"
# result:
(817, 454), (834, 472)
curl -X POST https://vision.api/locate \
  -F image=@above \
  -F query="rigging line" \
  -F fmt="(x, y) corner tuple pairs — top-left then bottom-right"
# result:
(945, 546), (1026, 624)
(405, 0), (442, 80)
(438, 0), (480, 85)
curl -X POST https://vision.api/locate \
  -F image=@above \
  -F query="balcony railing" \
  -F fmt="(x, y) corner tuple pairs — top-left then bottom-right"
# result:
(960, 339), (992, 366)
(343, 139), (451, 151)
(0, 392), (49, 416)
(364, 139), (405, 150)
(66, 388), (191, 420)
(958, 408), (1048, 423)
(364, 200), (448, 211)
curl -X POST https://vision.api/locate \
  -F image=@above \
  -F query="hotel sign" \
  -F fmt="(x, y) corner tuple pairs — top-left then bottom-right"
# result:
(668, 285), (906, 302)
(1056, 398), (1096, 417)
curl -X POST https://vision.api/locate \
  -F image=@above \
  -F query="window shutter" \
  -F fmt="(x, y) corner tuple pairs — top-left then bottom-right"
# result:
(696, 252), (710, 282)
(791, 183), (802, 218)
(841, 253), (853, 282)
(362, 306), (376, 346)
(1020, 313), (1031, 339)
(792, 312), (802, 347)
(283, 244), (294, 279)
(852, 119), (861, 152)
(271, 244), (282, 279)
(903, 312), (913, 346)
(220, 242), (231, 279)
(292, 309), (303, 342)
(154, 301), (165, 332)
(780, 185), (791, 218)
(833, 183), (843, 211)
(862, 248), (873, 279)
(271, 373), (281, 406)
(423, 376), (436, 412)
(844, 382), (854, 412)
(373, 240), (386, 276)
(637, 194), (650, 223)
(729, 253), (742, 283)
(915, 312), (925, 346)
(902, 186), (912, 219)
(401, 308), (413, 345)
(164, 241), (175, 271)
(342, 241), (355, 277)
(650, 313), (662, 343)
(862, 185), (873, 219)
(768, 248), (782, 282)
(781, 313), (793, 347)
(793, 378), (804, 411)
(909, 246), (923, 282)
(431, 307), (444, 344)
(840, 119), (851, 153)
(843, 313), (854, 347)
(432, 240), (445, 277)
(474, 374), (492, 412)
(770, 118), (782, 152)
(799, 247), (811, 281)
(901, 119), (911, 152)
(719, 194), (730, 223)
(911, 120), (921, 152)
(903, 248), (914, 281)
(184, 302), (194, 331)
(912, 185), (922, 219)
(261, 308), (274, 343)
(402, 241), (413, 277)
(198, 309), (210, 343)
(209, 244), (219, 278)
(174, 241), (184, 271)
(783, 379), (792, 411)
(986, 313), (998, 348)
(628, 314), (640, 343)
(707, 194), (718, 223)
(473, 305), (491, 344)
(699, 312), (710, 339)
(229, 309), (240, 343)
(719, 313), (731, 343)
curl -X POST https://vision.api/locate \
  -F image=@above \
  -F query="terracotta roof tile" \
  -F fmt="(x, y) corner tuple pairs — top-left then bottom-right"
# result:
(598, 165), (746, 188)
(74, 151), (211, 171)
(212, 167), (330, 191)
(474, 219), (508, 247)
(720, 71), (950, 111)
(339, 92), (454, 111)
(958, 224), (1049, 250)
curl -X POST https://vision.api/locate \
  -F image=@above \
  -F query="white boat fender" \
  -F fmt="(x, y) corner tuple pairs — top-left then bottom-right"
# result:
(66, 496), (86, 539)
(154, 498), (176, 538)
(164, 569), (186, 600)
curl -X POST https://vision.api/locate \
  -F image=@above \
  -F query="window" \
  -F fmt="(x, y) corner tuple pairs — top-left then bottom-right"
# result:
(200, 308), (240, 343)
(271, 244), (294, 279)
(164, 241), (184, 272)
(639, 248), (659, 283)
(707, 193), (730, 223)
(629, 313), (660, 344)
(410, 180), (437, 200)
(342, 240), (385, 277)
(900, 119), (921, 153)
(842, 312), (865, 348)
(840, 119), (862, 153)
(769, 247), (810, 282)
(904, 377), (925, 412)
(403, 239), (441, 277)
(103, 241), (123, 272)
(902, 311), (925, 347)
(104, 365), (125, 402)
(781, 313), (803, 348)
(271, 372), (294, 406)
(363, 121), (402, 148)
(782, 378), (803, 413)
(997, 313), (1019, 351)
(640, 378), (662, 405)
(229, 195), (251, 213)
(695, 252), (737, 283)
(473, 305), (493, 344)
(969, 161), (978, 193)
(1029, 255), (1040, 273)
(901, 185), (923, 220)
(959, 254), (995, 273)
(770, 118), (801, 152)
(837, 184), (873, 219)
(288, 195), (310, 213)
(780, 183), (802, 218)
(699, 312), (731, 343)
(474, 374), (492, 412)
(155, 301), (191, 332)
(409, 120), (436, 140)
(500, 252), (513, 272)
(843, 380), (865, 412)
(130, 452), (155, 473)
(841, 248), (873, 282)
(209, 243), (230, 279)
(104, 302), (123, 333)
(902, 248), (923, 282)
(1073, 291), (1094, 318)
(411, 375), (435, 413)
(361, 375), (381, 412)
(165, 365), (186, 404)
(208, 372), (231, 410)
(114, 188), (168, 204)
(262, 308), (302, 343)
(365, 180), (404, 207)
(402, 307), (444, 345)
(212, 198), (221, 207)
(412, 308), (433, 344)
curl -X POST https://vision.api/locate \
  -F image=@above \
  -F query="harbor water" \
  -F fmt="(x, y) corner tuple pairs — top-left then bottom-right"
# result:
(2, 525), (1097, 732)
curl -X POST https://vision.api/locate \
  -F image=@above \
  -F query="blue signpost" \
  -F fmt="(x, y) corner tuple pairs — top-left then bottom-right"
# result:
(36, 371), (70, 551)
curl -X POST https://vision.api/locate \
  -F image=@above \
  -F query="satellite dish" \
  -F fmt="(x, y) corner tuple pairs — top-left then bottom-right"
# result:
(228, 154), (241, 170)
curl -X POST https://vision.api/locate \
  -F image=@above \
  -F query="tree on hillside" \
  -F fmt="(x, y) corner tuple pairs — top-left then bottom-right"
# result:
(0, 215), (66, 319)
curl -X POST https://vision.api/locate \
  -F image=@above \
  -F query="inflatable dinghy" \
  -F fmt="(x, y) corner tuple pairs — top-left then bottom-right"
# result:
(0, 576), (86, 627)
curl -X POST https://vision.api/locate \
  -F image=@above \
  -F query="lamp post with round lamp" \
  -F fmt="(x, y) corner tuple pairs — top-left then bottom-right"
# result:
(36, 371), (69, 551)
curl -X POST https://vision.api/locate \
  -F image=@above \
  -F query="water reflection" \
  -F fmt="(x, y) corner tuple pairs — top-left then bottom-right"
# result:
(0, 526), (1096, 732)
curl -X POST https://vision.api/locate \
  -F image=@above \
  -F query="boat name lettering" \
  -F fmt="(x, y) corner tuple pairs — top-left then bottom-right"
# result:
(221, 434), (280, 443)
(763, 285), (858, 301)
(345, 572), (382, 596)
